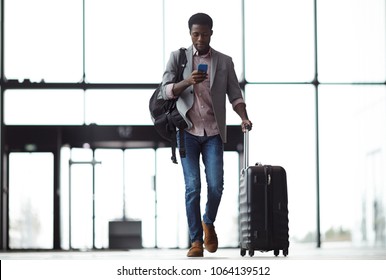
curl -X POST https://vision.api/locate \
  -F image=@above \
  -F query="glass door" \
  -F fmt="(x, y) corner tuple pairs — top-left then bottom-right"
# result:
(62, 147), (96, 249)
(60, 146), (239, 249)
(61, 147), (157, 249)
(8, 152), (54, 249)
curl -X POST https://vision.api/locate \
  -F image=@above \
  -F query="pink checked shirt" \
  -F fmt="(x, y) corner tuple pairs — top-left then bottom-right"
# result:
(167, 46), (244, 137)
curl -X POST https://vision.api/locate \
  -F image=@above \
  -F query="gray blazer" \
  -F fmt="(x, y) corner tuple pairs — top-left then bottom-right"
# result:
(160, 45), (244, 143)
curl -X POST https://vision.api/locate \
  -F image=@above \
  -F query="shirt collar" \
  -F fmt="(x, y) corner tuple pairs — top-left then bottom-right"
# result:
(193, 45), (212, 57)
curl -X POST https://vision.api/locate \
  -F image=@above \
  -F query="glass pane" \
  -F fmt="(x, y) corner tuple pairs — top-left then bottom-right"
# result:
(68, 148), (93, 249)
(245, 84), (317, 243)
(85, 0), (163, 83)
(85, 89), (153, 125)
(319, 85), (386, 246)
(164, 0), (243, 80)
(155, 148), (187, 248)
(95, 149), (124, 249)
(60, 146), (71, 250)
(124, 149), (156, 248)
(244, 0), (315, 82)
(317, 0), (386, 83)
(4, 90), (85, 125)
(9, 153), (53, 249)
(4, 0), (83, 82)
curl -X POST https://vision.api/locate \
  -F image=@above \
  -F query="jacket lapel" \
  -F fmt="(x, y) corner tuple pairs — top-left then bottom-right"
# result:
(210, 48), (218, 89)
(186, 46), (194, 74)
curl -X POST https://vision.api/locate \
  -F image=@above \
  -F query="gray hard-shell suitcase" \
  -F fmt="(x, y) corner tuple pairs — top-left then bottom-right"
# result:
(239, 129), (289, 257)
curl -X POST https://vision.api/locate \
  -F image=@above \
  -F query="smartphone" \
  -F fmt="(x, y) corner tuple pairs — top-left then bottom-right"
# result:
(197, 63), (208, 73)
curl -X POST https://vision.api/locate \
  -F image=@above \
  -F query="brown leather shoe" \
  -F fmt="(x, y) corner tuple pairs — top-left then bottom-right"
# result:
(202, 222), (218, 253)
(187, 241), (203, 257)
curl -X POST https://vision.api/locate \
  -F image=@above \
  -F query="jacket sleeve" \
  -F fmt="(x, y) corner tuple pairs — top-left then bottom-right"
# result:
(160, 51), (179, 100)
(226, 57), (245, 103)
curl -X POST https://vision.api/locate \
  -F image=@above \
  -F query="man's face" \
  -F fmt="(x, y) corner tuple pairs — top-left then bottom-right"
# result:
(190, 24), (212, 55)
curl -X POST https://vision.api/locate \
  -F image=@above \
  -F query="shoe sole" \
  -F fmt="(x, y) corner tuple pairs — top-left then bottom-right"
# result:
(204, 247), (217, 253)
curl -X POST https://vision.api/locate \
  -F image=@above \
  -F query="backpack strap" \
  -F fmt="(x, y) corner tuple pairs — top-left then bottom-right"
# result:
(176, 47), (187, 81)
(170, 128), (185, 164)
(169, 48), (187, 163)
(170, 130), (178, 164)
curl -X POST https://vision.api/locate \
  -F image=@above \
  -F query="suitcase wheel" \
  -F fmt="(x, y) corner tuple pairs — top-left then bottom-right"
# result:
(274, 248), (289, 257)
(283, 248), (289, 257)
(240, 248), (246, 257)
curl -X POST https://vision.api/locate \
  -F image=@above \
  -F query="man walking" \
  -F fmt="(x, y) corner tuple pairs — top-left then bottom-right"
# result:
(160, 13), (252, 257)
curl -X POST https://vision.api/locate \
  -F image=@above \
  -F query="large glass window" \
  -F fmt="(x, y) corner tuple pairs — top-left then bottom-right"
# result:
(244, 0), (315, 82)
(317, 0), (386, 83)
(4, 90), (85, 125)
(319, 85), (386, 246)
(85, 0), (164, 83)
(4, 0), (83, 82)
(85, 89), (154, 125)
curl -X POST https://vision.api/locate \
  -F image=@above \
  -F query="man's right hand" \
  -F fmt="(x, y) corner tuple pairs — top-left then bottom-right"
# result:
(188, 70), (207, 85)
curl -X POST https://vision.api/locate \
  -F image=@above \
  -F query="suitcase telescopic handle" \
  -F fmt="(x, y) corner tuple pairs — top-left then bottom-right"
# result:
(243, 125), (252, 170)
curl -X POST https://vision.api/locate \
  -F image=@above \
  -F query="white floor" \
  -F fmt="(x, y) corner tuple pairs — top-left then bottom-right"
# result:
(1, 243), (385, 260)
(1, 245), (386, 280)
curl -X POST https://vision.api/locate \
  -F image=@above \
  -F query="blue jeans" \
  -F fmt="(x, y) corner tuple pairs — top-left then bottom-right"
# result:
(177, 131), (224, 243)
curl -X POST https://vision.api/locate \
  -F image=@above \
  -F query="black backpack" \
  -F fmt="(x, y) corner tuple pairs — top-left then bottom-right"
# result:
(149, 48), (188, 164)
